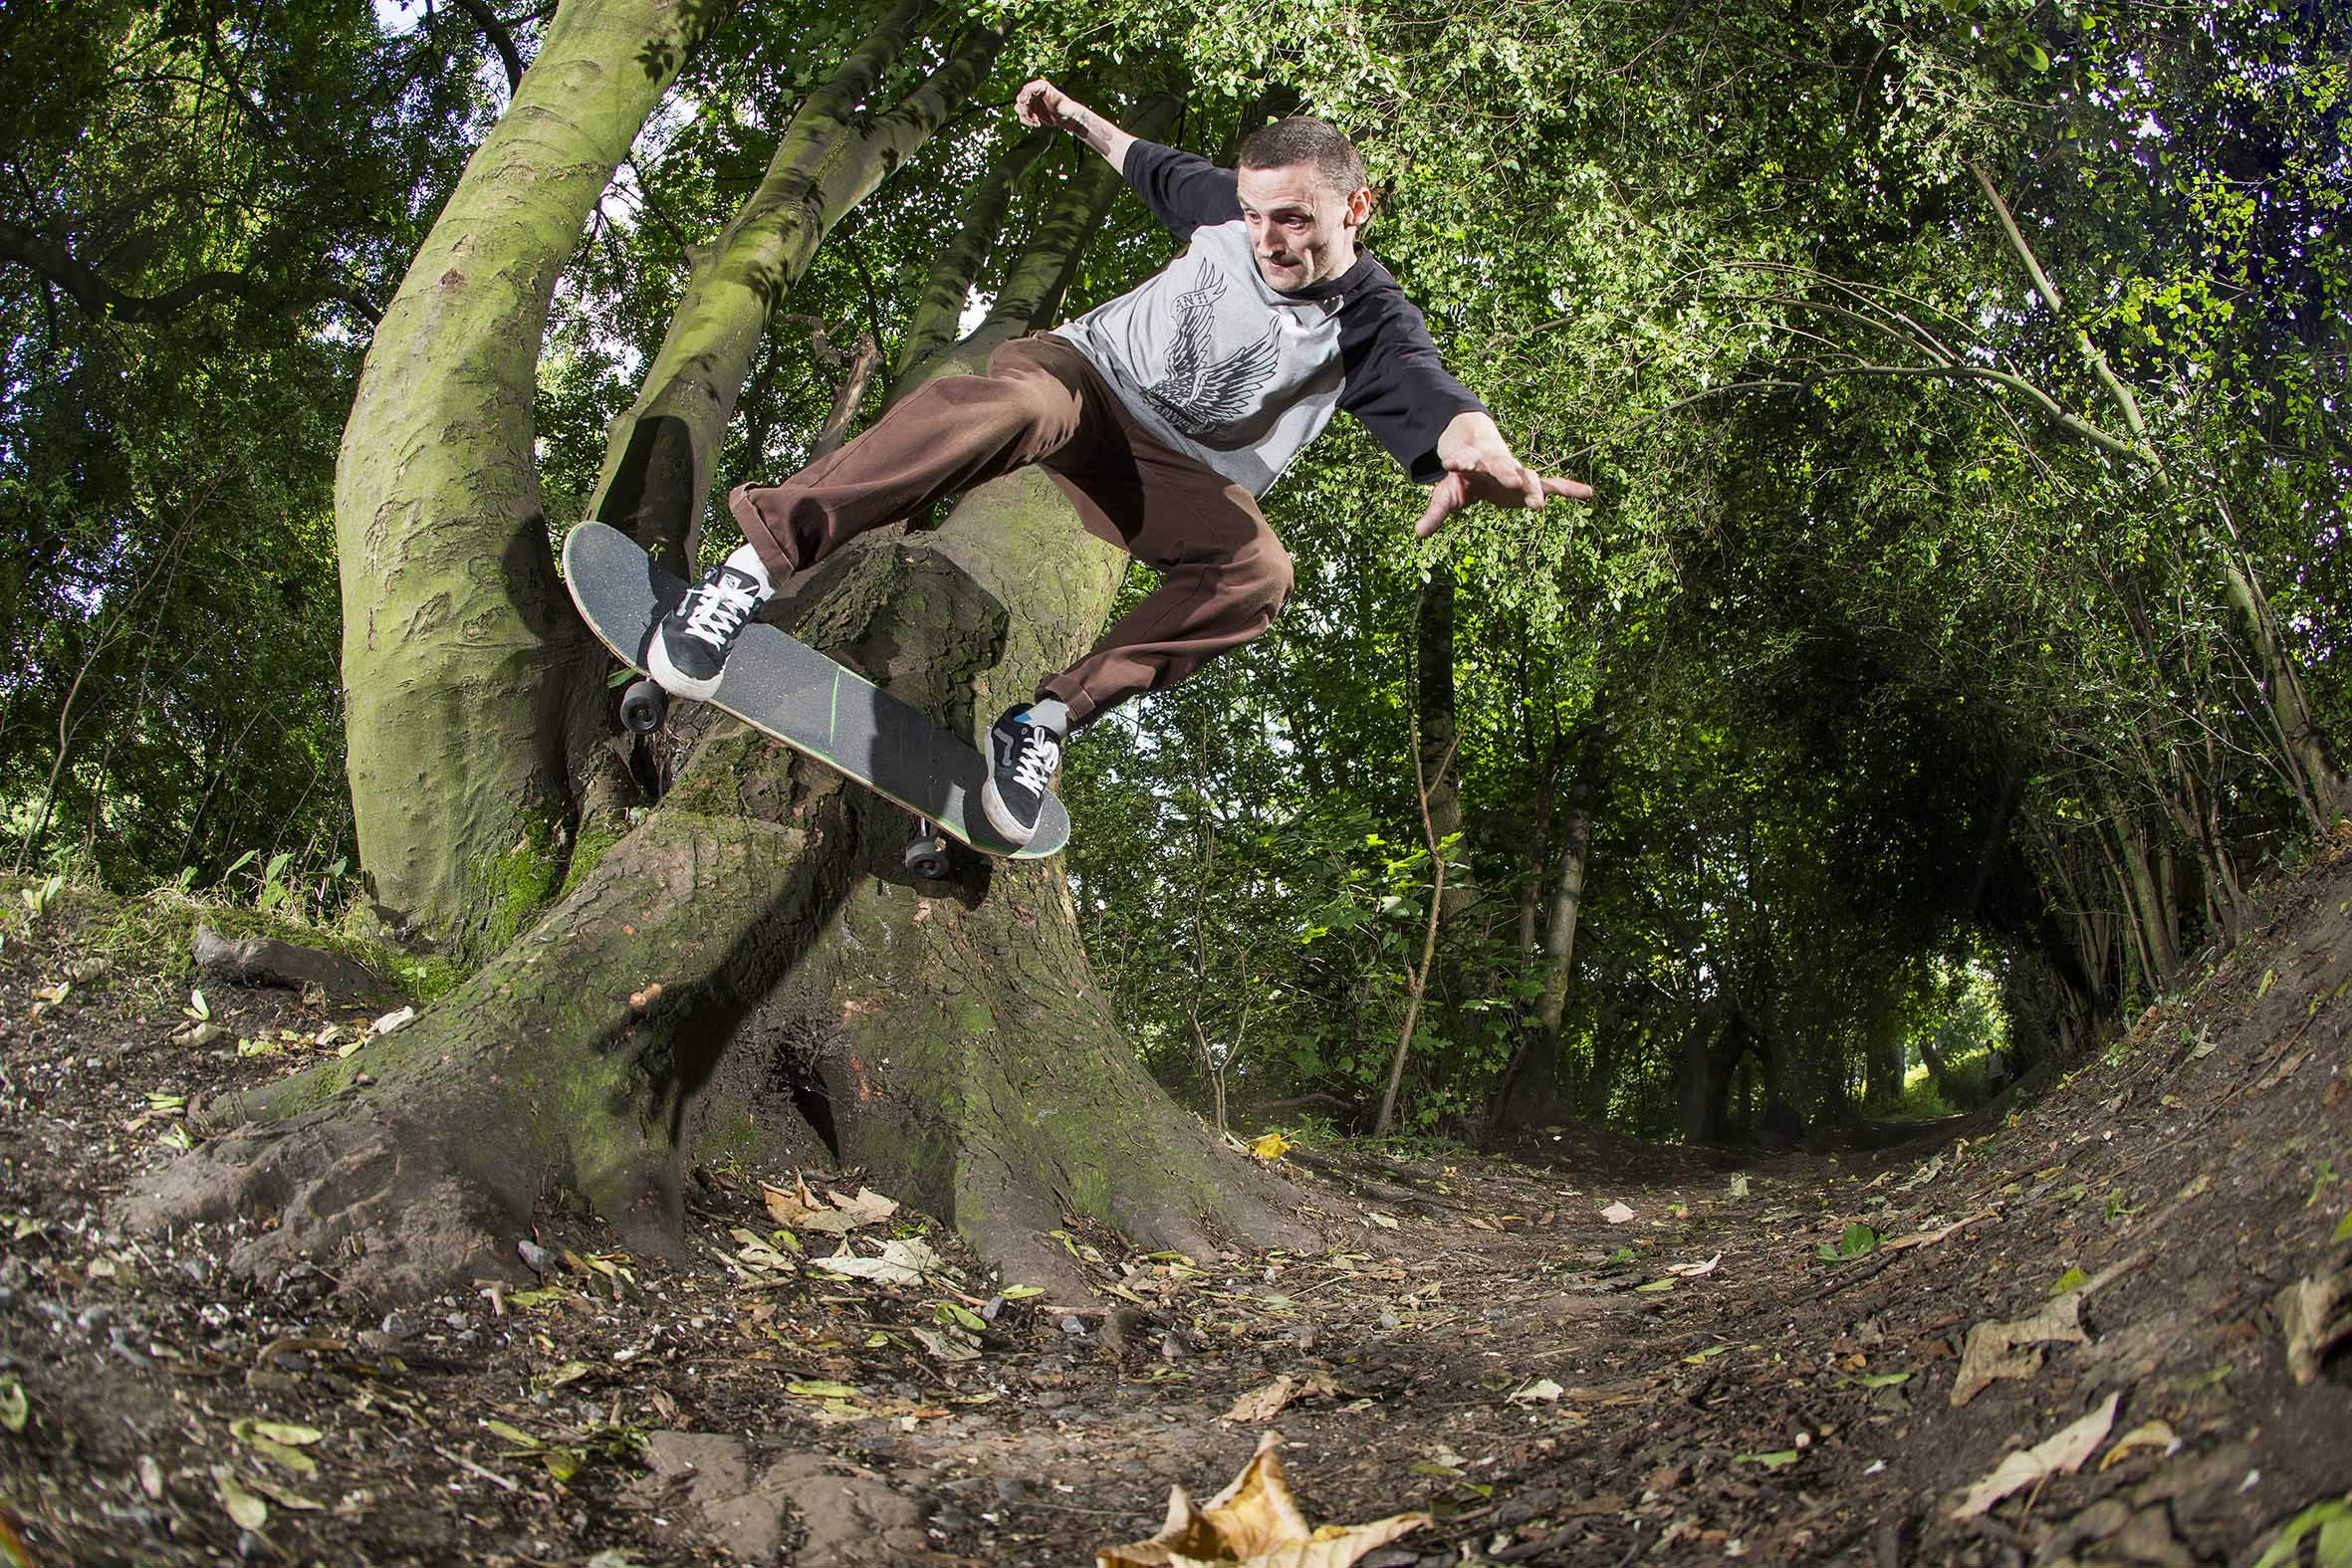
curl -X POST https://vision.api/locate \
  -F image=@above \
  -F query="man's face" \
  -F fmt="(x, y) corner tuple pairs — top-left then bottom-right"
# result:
(1236, 161), (1371, 293)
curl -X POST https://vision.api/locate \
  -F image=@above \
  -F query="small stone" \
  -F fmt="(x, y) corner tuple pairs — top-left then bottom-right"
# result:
(992, 1476), (1031, 1502)
(77, 1305), (114, 1334)
(177, 1256), (212, 1284)
(1379, 1310), (1402, 1329)
(1058, 1314), (1087, 1338)
(379, 1310), (416, 1341)
(517, 1239), (558, 1275)
(444, 1312), (471, 1331)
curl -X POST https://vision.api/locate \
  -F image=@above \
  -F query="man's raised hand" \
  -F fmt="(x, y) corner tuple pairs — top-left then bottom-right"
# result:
(1415, 411), (1592, 538)
(1015, 79), (1075, 130)
(1015, 80), (1133, 167)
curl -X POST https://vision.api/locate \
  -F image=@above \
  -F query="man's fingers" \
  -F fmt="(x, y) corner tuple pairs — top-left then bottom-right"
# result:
(1415, 474), (1467, 537)
(1540, 473), (1595, 501)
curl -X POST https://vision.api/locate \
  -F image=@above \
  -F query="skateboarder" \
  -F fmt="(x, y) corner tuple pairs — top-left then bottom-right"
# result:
(647, 80), (1591, 844)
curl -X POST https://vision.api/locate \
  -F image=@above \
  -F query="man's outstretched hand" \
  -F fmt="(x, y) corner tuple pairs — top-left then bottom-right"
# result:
(1014, 79), (1076, 129)
(1416, 411), (1592, 538)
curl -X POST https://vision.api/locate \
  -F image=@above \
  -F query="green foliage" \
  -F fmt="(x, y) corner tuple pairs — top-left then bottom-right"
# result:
(0, 0), (501, 888)
(11, 0), (2343, 1144)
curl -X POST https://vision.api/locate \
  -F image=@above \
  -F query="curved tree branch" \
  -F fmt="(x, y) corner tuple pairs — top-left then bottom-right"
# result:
(0, 218), (373, 324)
(448, 0), (527, 95)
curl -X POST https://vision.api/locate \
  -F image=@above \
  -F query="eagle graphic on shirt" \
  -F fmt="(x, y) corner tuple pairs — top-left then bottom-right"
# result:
(1141, 269), (1281, 442)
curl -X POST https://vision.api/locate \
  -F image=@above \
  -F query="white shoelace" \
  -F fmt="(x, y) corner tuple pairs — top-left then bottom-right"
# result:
(1011, 733), (1061, 792)
(681, 574), (761, 645)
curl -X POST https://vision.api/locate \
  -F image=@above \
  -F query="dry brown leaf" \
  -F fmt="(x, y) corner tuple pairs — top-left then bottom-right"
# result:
(2098, 1419), (2180, 1470)
(1225, 1374), (1341, 1426)
(1098, 1431), (1428, 1568)
(1665, 1254), (1722, 1278)
(1948, 1392), (2119, 1519)
(1601, 1202), (1636, 1225)
(1950, 1292), (2089, 1407)
(1883, 1208), (1999, 1252)
(2274, 1266), (2352, 1387)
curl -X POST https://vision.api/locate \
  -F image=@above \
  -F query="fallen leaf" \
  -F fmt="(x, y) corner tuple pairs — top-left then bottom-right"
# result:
(1817, 1223), (1879, 1262)
(531, 1361), (594, 1393)
(787, 1381), (862, 1400)
(907, 1325), (981, 1362)
(2275, 1266), (2352, 1386)
(228, 1417), (319, 1475)
(1252, 1131), (1292, 1162)
(1728, 1175), (1750, 1199)
(795, 1186), (899, 1234)
(818, 1236), (938, 1286)
(1736, 1452), (1799, 1469)
(1226, 1375), (1302, 1426)
(1948, 1392), (2119, 1519)
(242, 1474), (325, 1511)
(212, 1466), (269, 1530)
(483, 1419), (541, 1450)
(1097, 1430), (1428, 1568)
(1950, 1292), (2089, 1407)
(1666, 1253), (1722, 1278)
(1508, 1379), (1564, 1404)
(2249, 1492), (2352, 1568)
(1882, 1209), (1998, 1251)
(1601, 1202), (1636, 1225)
(1366, 1213), (1400, 1230)
(369, 1006), (414, 1036)
(2099, 1420), (2180, 1470)
(0, 1379), (27, 1434)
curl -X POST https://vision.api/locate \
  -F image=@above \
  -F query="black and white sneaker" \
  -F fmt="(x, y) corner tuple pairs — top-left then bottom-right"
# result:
(982, 705), (1064, 845)
(646, 545), (775, 700)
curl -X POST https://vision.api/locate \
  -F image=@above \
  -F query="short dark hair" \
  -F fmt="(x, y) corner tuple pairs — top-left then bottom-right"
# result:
(1237, 116), (1367, 198)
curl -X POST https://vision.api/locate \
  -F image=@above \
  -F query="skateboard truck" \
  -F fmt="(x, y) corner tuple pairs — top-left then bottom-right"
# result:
(620, 678), (667, 735)
(902, 818), (951, 880)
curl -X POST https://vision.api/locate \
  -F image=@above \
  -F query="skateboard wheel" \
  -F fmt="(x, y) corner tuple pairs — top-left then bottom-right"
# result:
(619, 679), (667, 735)
(903, 822), (950, 880)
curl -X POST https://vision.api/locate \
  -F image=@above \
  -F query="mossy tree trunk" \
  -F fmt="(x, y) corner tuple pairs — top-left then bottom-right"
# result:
(584, 3), (1002, 572)
(131, 92), (1314, 1299)
(336, 0), (728, 958)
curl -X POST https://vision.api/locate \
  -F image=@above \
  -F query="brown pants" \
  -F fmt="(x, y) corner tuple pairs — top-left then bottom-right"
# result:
(727, 335), (1293, 730)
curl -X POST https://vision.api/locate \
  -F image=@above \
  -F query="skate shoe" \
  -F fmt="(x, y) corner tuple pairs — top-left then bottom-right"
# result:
(982, 704), (1064, 845)
(646, 545), (774, 700)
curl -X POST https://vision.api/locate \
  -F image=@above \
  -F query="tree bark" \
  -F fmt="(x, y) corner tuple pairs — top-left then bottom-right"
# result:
(336, 0), (725, 957)
(585, 7), (1000, 571)
(132, 94), (1313, 1300)
(1489, 679), (1606, 1135)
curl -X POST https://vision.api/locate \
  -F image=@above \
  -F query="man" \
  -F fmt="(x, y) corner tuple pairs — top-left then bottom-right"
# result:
(648, 80), (1590, 844)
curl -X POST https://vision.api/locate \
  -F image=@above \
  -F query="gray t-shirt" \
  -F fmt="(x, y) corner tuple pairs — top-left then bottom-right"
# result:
(1054, 141), (1486, 498)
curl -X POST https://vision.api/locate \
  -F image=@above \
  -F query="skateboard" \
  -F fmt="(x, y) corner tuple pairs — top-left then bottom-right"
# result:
(562, 522), (1069, 868)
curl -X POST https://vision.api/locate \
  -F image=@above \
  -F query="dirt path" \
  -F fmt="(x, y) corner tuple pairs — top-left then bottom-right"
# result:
(2, 843), (2347, 1567)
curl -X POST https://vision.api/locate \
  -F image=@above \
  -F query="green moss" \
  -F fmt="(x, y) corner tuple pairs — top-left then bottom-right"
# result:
(48, 878), (433, 1003)
(469, 807), (569, 956)
(557, 824), (622, 900)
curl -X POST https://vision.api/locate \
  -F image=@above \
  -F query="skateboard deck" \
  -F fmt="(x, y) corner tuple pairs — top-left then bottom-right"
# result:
(562, 522), (1069, 859)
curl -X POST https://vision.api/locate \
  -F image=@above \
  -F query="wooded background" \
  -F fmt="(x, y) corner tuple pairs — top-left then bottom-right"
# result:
(6, 0), (2345, 1153)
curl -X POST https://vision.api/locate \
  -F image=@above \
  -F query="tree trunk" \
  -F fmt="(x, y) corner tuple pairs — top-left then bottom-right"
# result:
(129, 464), (1315, 1299)
(336, 0), (725, 956)
(130, 89), (1308, 1300)
(585, 7), (1000, 570)
(1488, 689), (1605, 1135)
